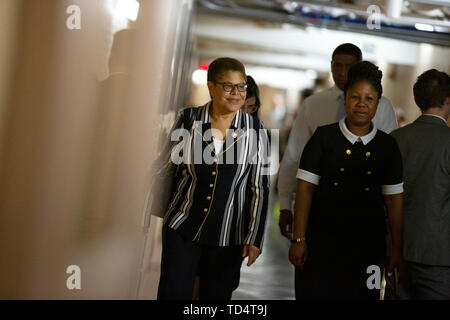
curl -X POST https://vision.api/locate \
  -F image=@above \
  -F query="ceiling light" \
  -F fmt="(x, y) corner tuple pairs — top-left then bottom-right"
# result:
(415, 23), (434, 32)
(115, 0), (140, 21)
(192, 69), (207, 85)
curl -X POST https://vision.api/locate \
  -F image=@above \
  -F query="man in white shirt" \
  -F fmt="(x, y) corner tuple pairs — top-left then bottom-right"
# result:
(277, 43), (398, 298)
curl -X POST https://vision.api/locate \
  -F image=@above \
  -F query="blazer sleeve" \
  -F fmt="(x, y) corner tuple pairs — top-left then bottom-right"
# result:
(142, 109), (187, 227)
(244, 121), (270, 250)
(152, 108), (189, 170)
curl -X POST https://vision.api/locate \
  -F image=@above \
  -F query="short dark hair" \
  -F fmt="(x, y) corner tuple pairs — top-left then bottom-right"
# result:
(344, 61), (383, 99)
(332, 43), (362, 62)
(246, 75), (261, 115)
(413, 69), (450, 111)
(207, 57), (246, 83)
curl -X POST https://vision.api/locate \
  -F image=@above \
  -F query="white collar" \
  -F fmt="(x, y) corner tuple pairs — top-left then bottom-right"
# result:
(423, 113), (447, 124)
(339, 118), (377, 145)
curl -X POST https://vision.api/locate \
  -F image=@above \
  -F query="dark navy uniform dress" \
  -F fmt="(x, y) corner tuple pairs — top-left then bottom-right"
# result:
(296, 119), (403, 300)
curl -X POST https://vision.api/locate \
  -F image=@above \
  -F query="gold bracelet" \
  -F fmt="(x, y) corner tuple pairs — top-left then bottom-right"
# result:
(290, 237), (306, 244)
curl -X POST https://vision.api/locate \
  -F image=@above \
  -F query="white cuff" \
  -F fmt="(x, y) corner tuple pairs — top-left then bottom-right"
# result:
(297, 169), (321, 185)
(382, 182), (403, 195)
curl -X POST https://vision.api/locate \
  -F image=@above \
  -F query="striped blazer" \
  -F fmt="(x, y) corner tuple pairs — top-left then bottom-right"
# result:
(160, 102), (270, 249)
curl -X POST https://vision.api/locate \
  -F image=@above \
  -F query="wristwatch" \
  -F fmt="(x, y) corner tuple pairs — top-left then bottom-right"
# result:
(290, 237), (306, 244)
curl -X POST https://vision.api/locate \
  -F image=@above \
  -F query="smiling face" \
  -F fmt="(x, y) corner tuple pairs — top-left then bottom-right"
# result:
(207, 70), (246, 114)
(345, 80), (379, 127)
(331, 54), (359, 91)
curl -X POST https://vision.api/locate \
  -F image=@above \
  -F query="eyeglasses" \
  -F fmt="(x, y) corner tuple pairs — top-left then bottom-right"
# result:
(215, 82), (248, 92)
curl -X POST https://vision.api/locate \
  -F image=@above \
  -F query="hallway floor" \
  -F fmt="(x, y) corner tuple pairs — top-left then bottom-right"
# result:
(232, 191), (295, 300)
(139, 178), (296, 300)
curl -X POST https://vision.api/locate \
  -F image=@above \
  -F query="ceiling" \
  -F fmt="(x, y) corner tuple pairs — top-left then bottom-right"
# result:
(195, 0), (450, 47)
(191, 0), (449, 89)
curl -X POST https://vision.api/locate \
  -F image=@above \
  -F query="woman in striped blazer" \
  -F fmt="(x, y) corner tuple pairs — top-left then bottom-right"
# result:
(157, 57), (270, 300)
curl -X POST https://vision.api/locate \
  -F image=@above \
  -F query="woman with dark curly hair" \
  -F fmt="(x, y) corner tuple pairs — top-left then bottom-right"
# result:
(289, 61), (405, 299)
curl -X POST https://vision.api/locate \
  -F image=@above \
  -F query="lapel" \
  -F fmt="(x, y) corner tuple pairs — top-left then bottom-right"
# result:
(193, 102), (248, 159)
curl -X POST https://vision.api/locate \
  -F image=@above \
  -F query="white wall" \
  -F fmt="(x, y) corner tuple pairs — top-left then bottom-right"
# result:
(0, 0), (193, 299)
(0, 0), (21, 161)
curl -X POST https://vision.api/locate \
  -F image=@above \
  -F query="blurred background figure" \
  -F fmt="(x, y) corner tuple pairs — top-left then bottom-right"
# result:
(287, 88), (314, 129)
(0, 0), (194, 299)
(107, 29), (136, 77)
(281, 88), (315, 158)
(84, 29), (136, 234)
(394, 106), (408, 127)
(242, 75), (261, 117)
(269, 94), (287, 130)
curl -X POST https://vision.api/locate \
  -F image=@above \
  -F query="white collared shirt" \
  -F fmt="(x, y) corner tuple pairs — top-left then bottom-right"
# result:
(338, 118), (377, 145)
(422, 113), (447, 124)
(212, 138), (224, 154)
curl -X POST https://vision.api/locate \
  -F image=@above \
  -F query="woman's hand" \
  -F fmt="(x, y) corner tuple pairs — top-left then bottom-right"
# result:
(384, 193), (405, 282)
(289, 242), (308, 270)
(289, 180), (314, 270)
(388, 249), (406, 282)
(278, 209), (293, 239)
(242, 245), (261, 267)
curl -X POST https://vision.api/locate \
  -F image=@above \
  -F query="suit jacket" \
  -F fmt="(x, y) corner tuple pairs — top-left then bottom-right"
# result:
(391, 114), (450, 266)
(160, 102), (270, 249)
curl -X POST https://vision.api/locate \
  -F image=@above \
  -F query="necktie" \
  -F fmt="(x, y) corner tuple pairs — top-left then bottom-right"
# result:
(336, 93), (346, 122)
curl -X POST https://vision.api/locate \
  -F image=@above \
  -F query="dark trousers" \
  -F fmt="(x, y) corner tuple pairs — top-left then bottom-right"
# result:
(157, 226), (244, 300)
(295, 257), (382, 300)
(294, 268), (301, 300)
(399, 261), (450, 300)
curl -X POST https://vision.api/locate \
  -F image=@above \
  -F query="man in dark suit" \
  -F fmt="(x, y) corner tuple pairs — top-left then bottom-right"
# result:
(391, 69), (450, 300)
